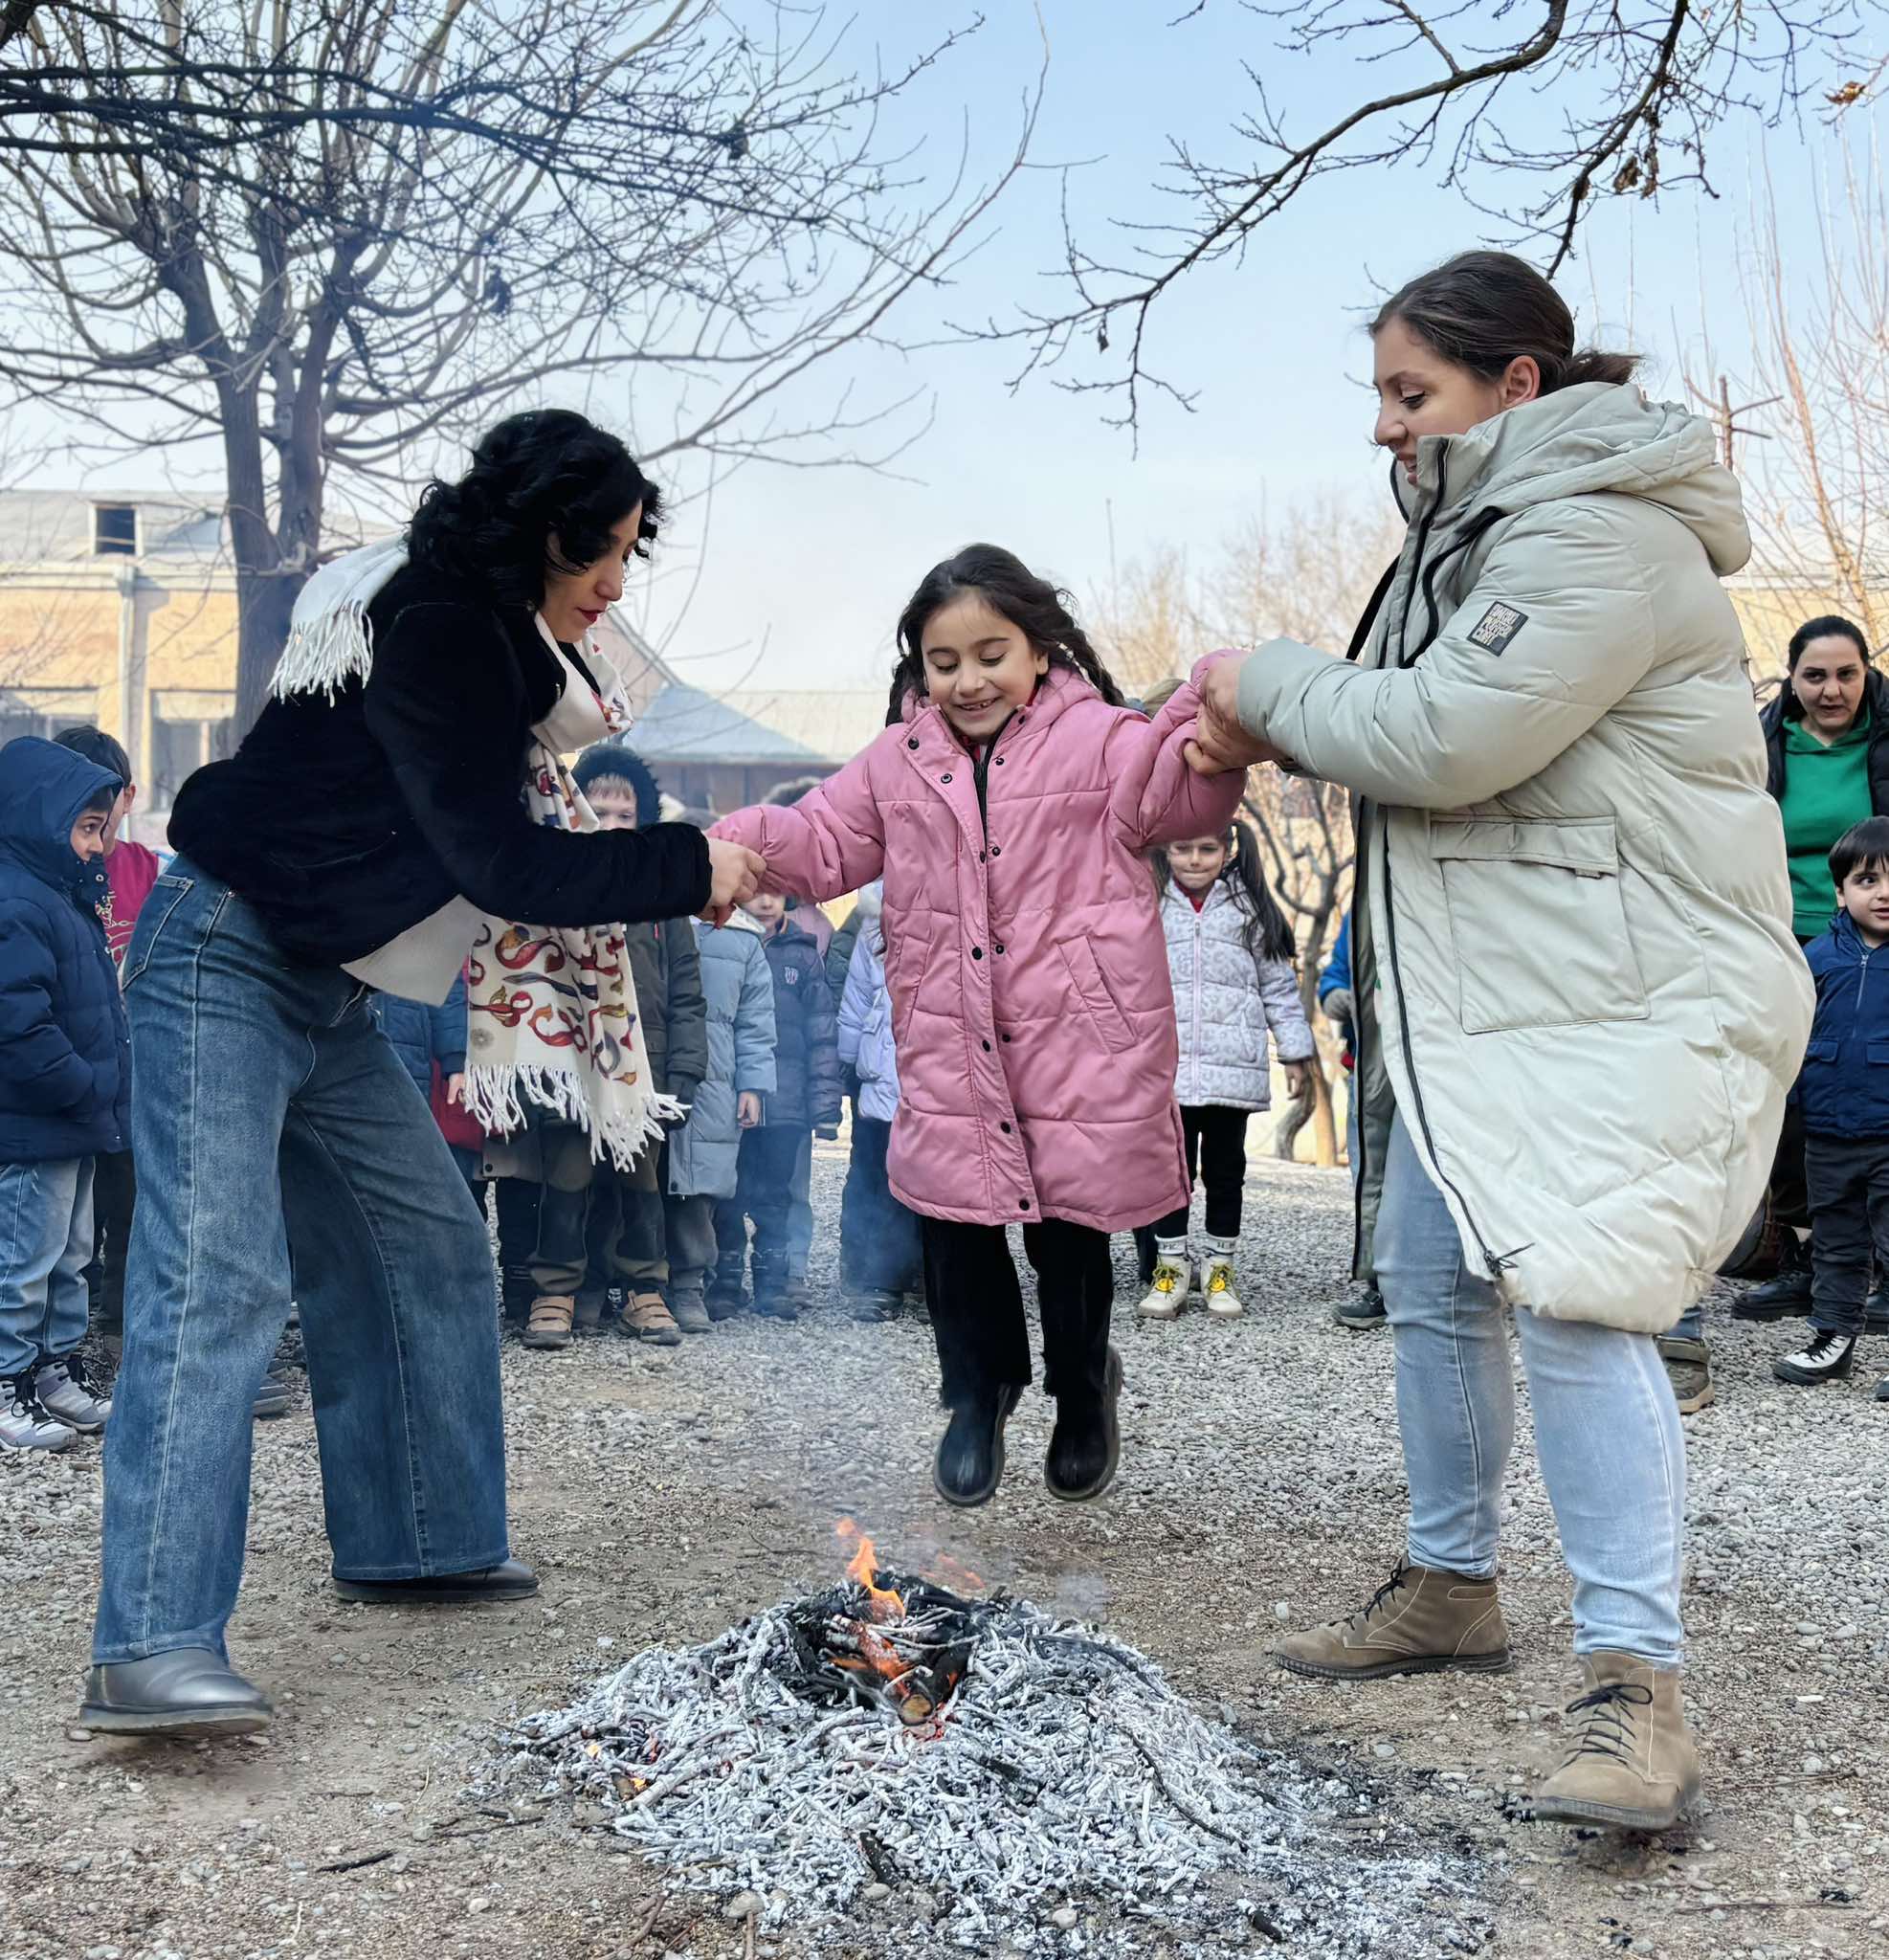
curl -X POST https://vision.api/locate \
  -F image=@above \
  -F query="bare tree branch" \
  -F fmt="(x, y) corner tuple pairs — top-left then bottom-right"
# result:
(0, 1), (1032, 725)
(967, 0), (1888, 436)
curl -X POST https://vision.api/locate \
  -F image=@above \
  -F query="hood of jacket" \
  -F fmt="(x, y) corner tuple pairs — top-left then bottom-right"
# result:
(0, 736), (120, 900)
(1413, 382), (1750, 579)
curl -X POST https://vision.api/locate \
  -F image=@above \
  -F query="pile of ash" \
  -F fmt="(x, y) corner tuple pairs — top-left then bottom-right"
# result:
(487, 1542), (1490, 1955)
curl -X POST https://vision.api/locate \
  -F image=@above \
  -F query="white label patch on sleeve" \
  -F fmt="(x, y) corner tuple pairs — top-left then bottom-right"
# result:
(1467, 602), (1528, 656)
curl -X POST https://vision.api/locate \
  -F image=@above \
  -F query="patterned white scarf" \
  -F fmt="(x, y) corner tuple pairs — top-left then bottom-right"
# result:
(273, 541), (677, 1169)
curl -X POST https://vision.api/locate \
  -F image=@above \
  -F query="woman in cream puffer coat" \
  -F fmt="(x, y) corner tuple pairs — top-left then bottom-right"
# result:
(1190, 251), (1812, 1837)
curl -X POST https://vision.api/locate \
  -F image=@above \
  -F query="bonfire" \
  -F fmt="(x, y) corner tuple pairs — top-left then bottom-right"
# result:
(490, 1525), (1488, 1955)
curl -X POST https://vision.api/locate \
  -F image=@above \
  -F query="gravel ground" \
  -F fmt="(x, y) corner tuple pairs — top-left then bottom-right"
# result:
(3, 1142), (1885, 1960)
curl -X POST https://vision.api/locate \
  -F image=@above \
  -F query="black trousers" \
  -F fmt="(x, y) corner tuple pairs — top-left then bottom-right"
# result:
(86, 1147), (138, 1334)
(714, 1125), (805, 1291)
(1805, 1131), (1889, 1335)
(922, 1215), (1112, 1409)
(841, 1117), (922, 1293)
(1152, 1103), (1248, 1241)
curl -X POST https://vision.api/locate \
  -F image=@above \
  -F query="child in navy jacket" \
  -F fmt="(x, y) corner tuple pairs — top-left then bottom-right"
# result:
(1779, 815), (1889, 1399)
(0, 738), (127, 1450)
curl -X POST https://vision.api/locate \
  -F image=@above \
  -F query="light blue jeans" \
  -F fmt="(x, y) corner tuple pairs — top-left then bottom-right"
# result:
(0, 1157), (93, 1377)
(1376, 1112), (1686, 1665)
(93, 866), (510, 1665)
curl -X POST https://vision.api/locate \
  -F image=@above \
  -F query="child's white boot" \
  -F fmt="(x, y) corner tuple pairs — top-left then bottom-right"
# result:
(1201, 1236), (1244, 1318)
(1137, 1237), (1189, 1320)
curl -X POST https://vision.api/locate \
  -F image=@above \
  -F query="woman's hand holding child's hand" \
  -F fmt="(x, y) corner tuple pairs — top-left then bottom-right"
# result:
(701, 836), (767, 925)
(445, 1073), (467, 1107)
(737, 1091), (763, 1129)
(1184, 653), (1296, 776)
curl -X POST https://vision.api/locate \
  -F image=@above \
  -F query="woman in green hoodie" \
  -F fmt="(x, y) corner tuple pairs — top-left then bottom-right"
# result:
(1190, 251), (1812, 1834)
(1731, 616), (1889, 1326)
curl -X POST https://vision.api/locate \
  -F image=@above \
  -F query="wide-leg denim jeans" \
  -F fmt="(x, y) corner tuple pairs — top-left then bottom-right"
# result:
(1376, 1111), (1686, 1666)
(93, 864), (508, 1664)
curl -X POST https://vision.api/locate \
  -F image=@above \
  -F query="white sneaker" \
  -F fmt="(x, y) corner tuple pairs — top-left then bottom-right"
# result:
(1138, 1259), (1189, 1320)
(33, 1352), (112, 1434)
(1, 1371), (78, 1453)
(1772, 1329), (1856, 1386)
(1201, 1258), (1244, 1318)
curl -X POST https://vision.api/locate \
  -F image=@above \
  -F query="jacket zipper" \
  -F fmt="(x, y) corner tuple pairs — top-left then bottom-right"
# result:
(1392, 443), (1450, 669)
(1369, 442), (1525, 1280)
(969, 711), (1017, 842)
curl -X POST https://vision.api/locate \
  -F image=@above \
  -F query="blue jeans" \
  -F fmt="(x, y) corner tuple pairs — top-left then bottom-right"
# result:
(93, 866), (508, 1665)
(1376, 1112), (1686, 1665)
(0, 1157), (93, 1377)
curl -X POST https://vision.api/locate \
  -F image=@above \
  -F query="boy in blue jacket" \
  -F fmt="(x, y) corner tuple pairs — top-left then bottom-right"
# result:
(0, 738), (127, 1451)
(1779, 815), (1889, 1399)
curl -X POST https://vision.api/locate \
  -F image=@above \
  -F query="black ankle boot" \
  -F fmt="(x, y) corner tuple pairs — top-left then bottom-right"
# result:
(1733, 1242), (1813, 1321)
(933, 1383), (1023, 1508)
(1045, 1348), (1123, 1503)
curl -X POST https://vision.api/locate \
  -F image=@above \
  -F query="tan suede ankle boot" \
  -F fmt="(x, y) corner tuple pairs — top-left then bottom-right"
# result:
(1274, 1560), (1514, 1682)
(1529, 1650), (1700, 1830)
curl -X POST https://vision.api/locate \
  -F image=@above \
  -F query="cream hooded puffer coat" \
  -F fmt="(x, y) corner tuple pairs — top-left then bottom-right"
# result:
(1234, 383), (1813, 1333)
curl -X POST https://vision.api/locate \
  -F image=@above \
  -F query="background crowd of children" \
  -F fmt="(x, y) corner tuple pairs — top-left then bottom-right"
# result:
(10, 617), (1889, 1458)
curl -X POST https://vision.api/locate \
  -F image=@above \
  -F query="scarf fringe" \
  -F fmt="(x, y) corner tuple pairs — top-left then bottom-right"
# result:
(271, 605), (376, 702)
(463, 1063), (683, 1171)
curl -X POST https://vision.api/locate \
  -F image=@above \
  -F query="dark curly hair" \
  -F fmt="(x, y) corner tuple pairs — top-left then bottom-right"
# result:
(886, 544), (1124, 725)
(407, 409), (662, 608)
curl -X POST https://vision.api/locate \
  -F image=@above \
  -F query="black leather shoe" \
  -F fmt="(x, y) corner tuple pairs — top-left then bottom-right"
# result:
(1731, 1264), (1813, 1322)
(933, 1383), (1023, 1508)
(1045, 1348), (1123, 1503)
(80, 1647), (272, 1737)
(1867, 1287), (1888, 1337)
(333, 1558), (539, 1604)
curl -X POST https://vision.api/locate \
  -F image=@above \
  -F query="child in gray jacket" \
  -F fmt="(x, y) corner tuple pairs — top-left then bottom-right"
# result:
(1142, 822), (1314, 1320)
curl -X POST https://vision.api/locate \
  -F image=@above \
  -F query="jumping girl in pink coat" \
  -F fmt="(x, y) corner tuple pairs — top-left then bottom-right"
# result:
(713, 545), (1245, 1509)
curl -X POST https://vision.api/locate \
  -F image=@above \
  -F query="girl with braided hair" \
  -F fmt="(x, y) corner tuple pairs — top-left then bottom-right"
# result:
(714, 545), (1247, 1508)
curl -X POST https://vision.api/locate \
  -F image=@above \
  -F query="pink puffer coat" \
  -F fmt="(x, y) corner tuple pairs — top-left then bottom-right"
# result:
(711, 659), (1245, 1230)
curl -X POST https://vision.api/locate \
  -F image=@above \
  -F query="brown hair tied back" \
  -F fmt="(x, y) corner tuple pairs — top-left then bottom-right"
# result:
(1372, 251), (1638, 394)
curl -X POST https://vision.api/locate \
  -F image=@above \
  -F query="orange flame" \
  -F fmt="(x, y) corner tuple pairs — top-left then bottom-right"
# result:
(835, 1519), (905, 1624)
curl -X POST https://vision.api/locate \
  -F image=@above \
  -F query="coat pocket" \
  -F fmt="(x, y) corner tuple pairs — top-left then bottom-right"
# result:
(121, 873), (195, 991)
(1056, 934), (1135, 1054)
(1428, 815), (1650, 1035)
(891, 918), (934, 1045)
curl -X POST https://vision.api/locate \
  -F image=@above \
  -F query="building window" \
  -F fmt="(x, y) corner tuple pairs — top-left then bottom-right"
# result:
(148, 696), (235, 807)
(92, 503), (139, 556)
(0, 689), (100, 748)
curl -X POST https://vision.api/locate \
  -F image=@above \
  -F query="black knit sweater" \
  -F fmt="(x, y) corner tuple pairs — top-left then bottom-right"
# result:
(169, 564), (709, 964)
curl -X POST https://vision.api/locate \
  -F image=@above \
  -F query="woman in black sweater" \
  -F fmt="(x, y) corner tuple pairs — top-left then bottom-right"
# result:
(83, 412), (762, 1736)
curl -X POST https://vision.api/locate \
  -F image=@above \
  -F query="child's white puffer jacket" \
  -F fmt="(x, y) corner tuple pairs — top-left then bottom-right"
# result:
(1163, 881), (1316, 1110)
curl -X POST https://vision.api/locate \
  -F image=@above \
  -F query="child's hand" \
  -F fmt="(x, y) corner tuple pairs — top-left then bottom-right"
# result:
(737, 1091), (763, 1129)
(1185, 655), (1296, 774)
(445, 1073), (467, 1107)
(1282, 1060), (1313, 1101)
